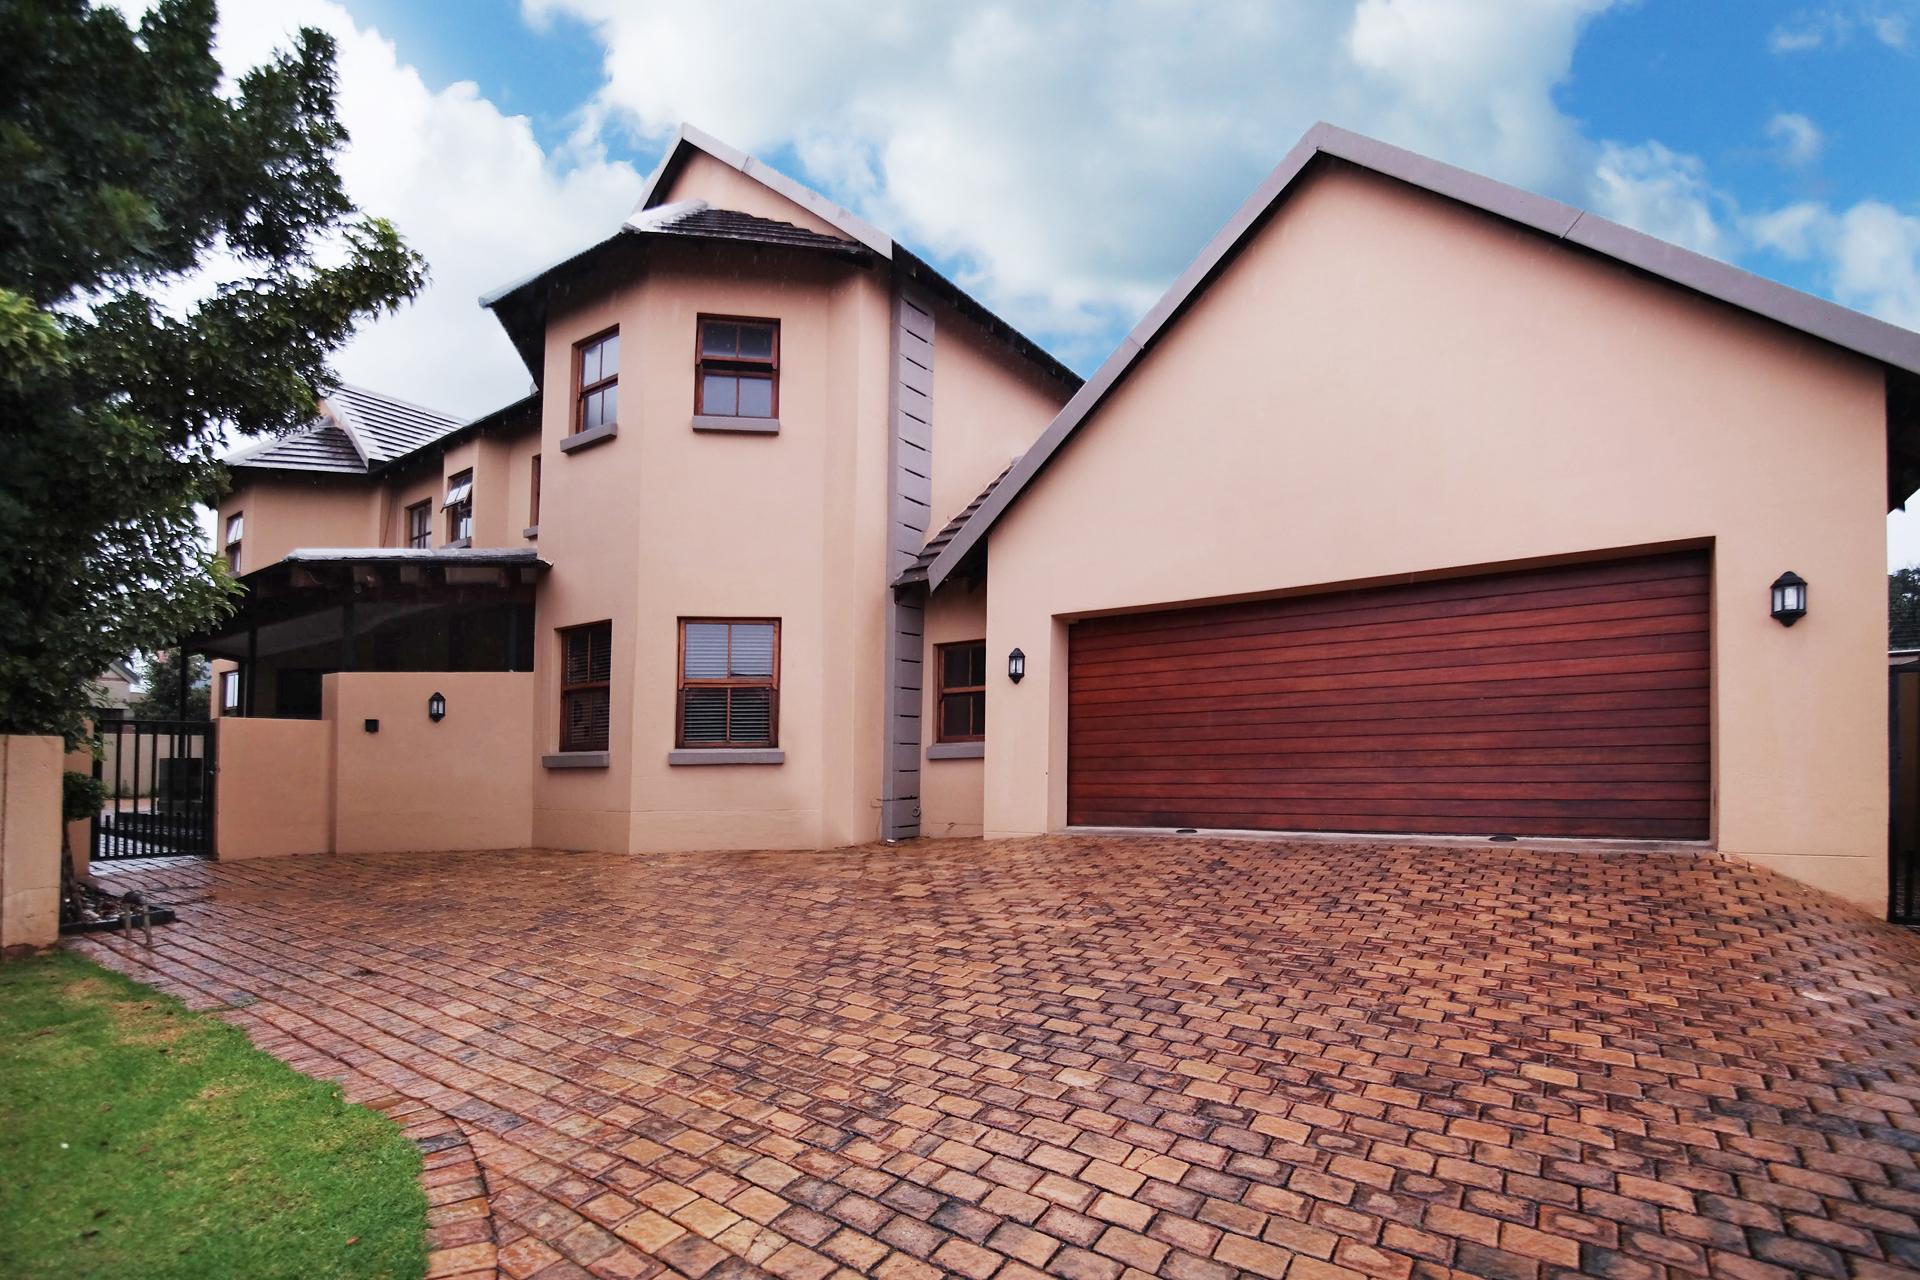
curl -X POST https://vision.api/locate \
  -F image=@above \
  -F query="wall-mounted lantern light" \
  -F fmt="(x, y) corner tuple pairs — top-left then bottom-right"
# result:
(1008, 648), (1026, 683)
(1770, 571), (1808, 627)
(427, 691), (447, 722)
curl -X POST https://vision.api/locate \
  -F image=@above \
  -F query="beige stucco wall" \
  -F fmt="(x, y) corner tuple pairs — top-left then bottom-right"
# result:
(1, 735), (63, 950)
(982, 164), (1890, 912)
(920, 579), (988, 838)
(218, 478), (379, 571)
(930, 311), (1070, 524)
(324, 672), (534, 854)
(530, 237), (892, 853)
(215, 718), (332, 860)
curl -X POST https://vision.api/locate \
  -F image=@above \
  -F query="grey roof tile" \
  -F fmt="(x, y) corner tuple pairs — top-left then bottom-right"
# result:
(228, 384), (466, 476)
(893, 460), (1019, 588)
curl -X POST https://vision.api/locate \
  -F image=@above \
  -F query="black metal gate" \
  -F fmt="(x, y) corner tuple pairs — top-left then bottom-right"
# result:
(1892, 667), (1920, 923)
(91, 719), (214, 861)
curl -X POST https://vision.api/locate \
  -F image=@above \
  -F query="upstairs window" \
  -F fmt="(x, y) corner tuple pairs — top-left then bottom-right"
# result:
(936, 640), (987, 742)
(678, 619), (779, 747)
(696, 317), (778, 418)
(560, 622), (612, 753)
(223, 512), (243, 575)
(575, 330), (618, 435)
(405, 499), (431, 549)
(528, 454), (541, 530)
(443, 469), (473, 544)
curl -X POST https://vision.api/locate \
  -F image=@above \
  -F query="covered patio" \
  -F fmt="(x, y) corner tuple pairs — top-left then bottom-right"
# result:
(191, 547), (546, 719)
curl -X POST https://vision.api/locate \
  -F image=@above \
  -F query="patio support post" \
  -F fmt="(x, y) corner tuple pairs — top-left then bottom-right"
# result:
(243, 625), (257, 717)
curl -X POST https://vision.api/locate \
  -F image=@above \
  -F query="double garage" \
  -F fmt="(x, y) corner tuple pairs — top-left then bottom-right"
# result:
(1066, 551), (1711, 841)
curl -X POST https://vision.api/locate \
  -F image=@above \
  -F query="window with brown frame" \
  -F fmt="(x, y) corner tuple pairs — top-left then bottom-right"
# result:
(559, 622), (612, 753)
(695, 317), (778, 418)
(405, 499), (432, 549)
(528, 454), (541, 528)
(223, 511), (243, 575)
(677, 619), (779, 747)
(219, 669), (241, 715)
(936, 640), (986, 742)
(444, 469), (473, 543)
(575, 330), (618, 434)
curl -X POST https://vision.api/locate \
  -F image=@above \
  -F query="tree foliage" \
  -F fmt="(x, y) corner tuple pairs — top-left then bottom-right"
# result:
(1894, 567), (1920, 651)
(0, 0), (423, 742)
(128, 648), (211, 721)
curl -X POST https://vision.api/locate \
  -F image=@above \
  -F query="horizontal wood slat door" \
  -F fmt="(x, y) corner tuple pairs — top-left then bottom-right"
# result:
(1067, 551), (1711, 840)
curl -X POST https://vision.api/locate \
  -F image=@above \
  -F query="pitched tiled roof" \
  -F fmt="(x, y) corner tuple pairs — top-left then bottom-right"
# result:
(329, 385), (464, 462)
(228, 384), (466, 476)
(634, 200), (869, 255)
(893, 460), (1019, 588)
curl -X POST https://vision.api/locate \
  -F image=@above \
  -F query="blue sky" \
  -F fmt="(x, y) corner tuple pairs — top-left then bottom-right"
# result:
(208, 0), (1920, 561)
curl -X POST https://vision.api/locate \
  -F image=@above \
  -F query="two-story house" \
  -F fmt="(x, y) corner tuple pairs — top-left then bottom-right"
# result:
(192, 122), (1920, 918)
(201, 125), (1078, 854)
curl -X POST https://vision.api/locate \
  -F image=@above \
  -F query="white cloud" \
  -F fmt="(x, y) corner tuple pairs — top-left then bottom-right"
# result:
(210, 1), (646, 417)
(531, 0), (1622, 366)
(1587, 141), (1731, 258)
(1766, 112), (1824, 167)
(1750, 199), (1920, 329)
(1769, 4), (1914, 53)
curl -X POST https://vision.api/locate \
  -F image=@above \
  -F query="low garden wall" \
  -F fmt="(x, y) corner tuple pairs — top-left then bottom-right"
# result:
(1, 735), (63, 950)
(214, 672), (534, 860)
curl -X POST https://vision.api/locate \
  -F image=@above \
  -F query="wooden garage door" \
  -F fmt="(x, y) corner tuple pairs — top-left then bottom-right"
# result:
(1068, 551), (1710, 840)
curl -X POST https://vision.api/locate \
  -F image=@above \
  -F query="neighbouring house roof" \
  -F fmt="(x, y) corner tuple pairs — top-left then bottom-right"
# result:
(480, 124), (1081, 394)
(919, 122), (1920, 591)
(892, 460), (1019, 589)
(225, 385), (537, 482)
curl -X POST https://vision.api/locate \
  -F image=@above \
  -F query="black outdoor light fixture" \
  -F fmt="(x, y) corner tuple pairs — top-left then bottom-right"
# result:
(1007, 648), (1026, 683)
(427, 690), (447, 722)
(1770, 571), (1808, 627)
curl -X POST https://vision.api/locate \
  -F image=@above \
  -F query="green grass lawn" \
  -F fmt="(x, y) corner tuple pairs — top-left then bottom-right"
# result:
(0, 951), (426, 1280)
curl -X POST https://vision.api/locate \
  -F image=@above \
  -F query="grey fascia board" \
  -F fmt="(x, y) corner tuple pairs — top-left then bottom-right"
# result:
(691, 414), (780, 434)
(923, 118), (1920, 592)
(632, 123), (892, 260)
(667, 748), (784, 766)
(926, 741), (983, 760)
(542, 751), (608, 769)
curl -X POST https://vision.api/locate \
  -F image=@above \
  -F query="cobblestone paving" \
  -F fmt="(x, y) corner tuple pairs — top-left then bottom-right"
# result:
(76, 837), (1920, 1280)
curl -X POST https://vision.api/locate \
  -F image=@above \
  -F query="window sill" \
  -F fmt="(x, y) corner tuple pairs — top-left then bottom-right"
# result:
(523, 525), (539, 540)
(560, 422), (618, 454)
(542, 751), (608, 770)
(667, 748), (784, 766)
(927, 741), (984, 760)
(445, 537), (472, 549)
(691, 414), (780, 435)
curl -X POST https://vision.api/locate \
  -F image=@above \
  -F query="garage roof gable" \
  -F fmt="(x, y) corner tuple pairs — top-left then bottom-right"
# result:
(923, 122), (1920, 591)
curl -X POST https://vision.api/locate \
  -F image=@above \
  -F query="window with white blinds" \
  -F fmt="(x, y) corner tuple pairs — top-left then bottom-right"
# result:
(559, 621), (612, 753)
(678, 619), (779, 748)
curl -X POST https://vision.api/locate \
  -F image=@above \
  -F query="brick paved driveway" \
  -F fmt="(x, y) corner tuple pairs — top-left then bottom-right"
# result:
(78, 837), (1920, 1280)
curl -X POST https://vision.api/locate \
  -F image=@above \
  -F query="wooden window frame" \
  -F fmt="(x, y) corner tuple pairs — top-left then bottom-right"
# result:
(405, 499), (432, 549)
(573, 327), (618, 436)
(224, 511), (243, 575)
(935, 639), (987, 743)
(219, 669), (241, 714)
(558, 621), (612, 753)
(528, 454), (541, 528)
(694, 315), (780, 418)
(676, 618), (781, 749)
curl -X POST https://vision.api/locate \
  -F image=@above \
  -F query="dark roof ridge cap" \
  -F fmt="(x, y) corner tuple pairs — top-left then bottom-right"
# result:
(923, 120), (1920, 590)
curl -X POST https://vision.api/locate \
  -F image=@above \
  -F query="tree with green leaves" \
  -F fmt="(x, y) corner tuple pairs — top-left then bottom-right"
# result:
(127, 648), (211, 722)
(0, 0), (424, 743)
(1893, 567), (1920, 651)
